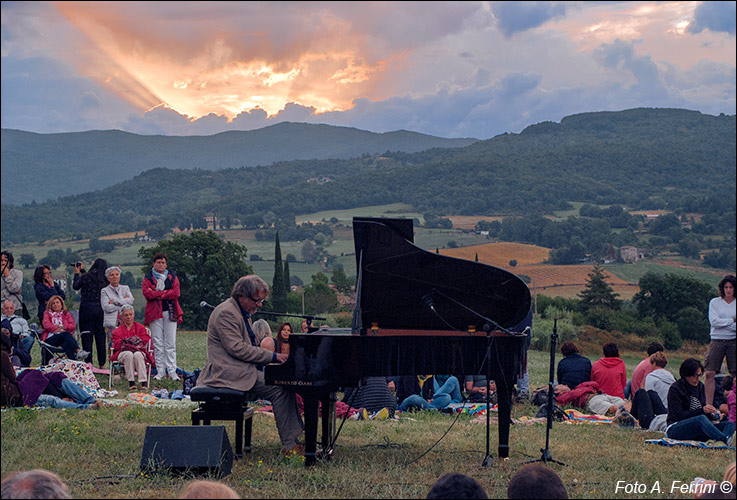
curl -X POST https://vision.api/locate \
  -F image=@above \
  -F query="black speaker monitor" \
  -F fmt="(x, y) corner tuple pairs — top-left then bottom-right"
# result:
(140, 425), (233, 477)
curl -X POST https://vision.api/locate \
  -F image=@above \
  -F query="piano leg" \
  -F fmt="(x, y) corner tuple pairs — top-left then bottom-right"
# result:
(497, 379), (512, 459)
(302, 396), (319, 466)
(320, 392), (336, 460)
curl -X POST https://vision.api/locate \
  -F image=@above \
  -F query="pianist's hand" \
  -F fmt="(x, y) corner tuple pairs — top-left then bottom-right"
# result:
(276, 352), (288, 363)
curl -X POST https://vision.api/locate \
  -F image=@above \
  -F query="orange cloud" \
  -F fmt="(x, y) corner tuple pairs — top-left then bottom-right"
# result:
(51, 1), (405, 121)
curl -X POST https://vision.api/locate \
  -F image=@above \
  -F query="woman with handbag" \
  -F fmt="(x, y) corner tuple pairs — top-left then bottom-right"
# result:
(142, 253), (182, 381)
(111, 305), (153, 391)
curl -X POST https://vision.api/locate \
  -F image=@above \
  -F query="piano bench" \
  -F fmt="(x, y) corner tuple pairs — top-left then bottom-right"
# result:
(190, 386), (254, 458)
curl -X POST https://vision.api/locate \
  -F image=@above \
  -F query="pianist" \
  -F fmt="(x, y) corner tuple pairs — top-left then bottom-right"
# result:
(196, 275), (305, 457)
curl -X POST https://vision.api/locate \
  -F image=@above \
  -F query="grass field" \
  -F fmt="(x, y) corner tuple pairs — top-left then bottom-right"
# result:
(1, 331), (733, 499)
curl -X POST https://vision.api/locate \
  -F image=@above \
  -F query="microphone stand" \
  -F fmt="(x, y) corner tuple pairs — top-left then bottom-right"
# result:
(482, 323), (494, 467)
(253, 311), (326, 332)
(523, 319), (567, 467)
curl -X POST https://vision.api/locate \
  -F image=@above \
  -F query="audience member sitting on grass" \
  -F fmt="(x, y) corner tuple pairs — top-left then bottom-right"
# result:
(427, 473), (488, 499)
(1, 469), (71, 499)
(630, 341), (665, 396)
(626, 352), (672, 432)
(2, 335), (101, 410)
(342, 376), (396, 419)
(179, 480), (240, 499)
(110, 304), (153, 391)
(665, 358), (735, 446)
(590, 342), (627, 399)
(507, 464), (569, 499)
(464, 375), (497, 403)
(555, 380), (632, 417)
(643, 351), (675, 407)
(397, 375), (463, 412)
(556, 341), (591, 390)
(41, 295), (90, 361)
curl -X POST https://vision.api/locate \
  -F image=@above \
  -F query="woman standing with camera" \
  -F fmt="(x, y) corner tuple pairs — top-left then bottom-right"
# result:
(72, 258), (108, 368)
(143, 253), (182, 381)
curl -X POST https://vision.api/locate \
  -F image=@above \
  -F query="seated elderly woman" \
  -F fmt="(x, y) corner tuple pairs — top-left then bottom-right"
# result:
(41, 295), (89, 361)
(110, 304), (153, 391)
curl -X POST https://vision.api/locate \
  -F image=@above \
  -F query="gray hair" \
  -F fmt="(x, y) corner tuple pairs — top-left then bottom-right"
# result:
(120, 304), (135, 313)
(105, 266), (121, 278)
(252, 319), (272, 337)
(231, 275), (269, 300)
(1, 469), (71, 499)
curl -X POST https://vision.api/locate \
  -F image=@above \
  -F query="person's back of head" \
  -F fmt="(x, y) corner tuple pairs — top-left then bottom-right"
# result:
(646, 341), (664, 356)
(602, 342), (619, 358)
(179, 480), (240, 499)
(427, 473), (488, 499)
(560, 342), (579, 357)
(1, 469), (71, 499)
(650, 351), (667, 368)
(507, 464), (568, 499)
(724, 461), (736, 485)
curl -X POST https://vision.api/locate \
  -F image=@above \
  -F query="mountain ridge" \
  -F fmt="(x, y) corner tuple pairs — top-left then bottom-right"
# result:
(0, 122), (478, 205)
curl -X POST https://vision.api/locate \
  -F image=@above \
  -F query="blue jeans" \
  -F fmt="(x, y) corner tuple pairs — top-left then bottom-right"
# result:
(19, 335), (34, 354)
(398, 376), (462, 411)
(666, 415), (735, 442)
(59, 379), (96, 405)
(516, 369), (530, 396)
(36, 394), (92, 409)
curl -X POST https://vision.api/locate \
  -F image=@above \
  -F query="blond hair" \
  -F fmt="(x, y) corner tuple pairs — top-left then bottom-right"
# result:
(179, 480), (239, 499)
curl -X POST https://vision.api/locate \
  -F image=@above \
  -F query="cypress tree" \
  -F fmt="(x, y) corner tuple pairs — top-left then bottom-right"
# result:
(283, 259), (291, 293)
(272, 232), (287, 312)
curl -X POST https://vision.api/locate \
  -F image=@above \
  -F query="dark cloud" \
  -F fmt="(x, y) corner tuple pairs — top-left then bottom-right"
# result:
(687, 1), (736, 35)
(491, 2), (568, 37)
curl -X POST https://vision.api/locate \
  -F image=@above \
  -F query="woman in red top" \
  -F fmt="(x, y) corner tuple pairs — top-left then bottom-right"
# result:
(590, 342), (627, 399)
(142, 253), (183, 381)
(111, 305), (153, 391)
(41, 295), (89, 361)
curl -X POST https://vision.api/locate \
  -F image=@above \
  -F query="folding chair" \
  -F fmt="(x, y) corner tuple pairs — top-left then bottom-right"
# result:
(109, 328), (154, 390)
(30, 323), (67, 365)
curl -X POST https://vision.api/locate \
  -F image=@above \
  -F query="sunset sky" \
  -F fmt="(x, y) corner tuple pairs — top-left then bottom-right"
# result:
(1, 1), (735, 138)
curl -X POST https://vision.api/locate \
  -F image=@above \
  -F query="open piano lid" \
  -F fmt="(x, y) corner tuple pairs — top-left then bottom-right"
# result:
(352, 217), (531, 334)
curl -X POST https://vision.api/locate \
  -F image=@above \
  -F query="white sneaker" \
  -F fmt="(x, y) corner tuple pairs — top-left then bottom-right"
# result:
(168, 370), (180, 381)
(76, 350), (91, 361)
(153, 374), (164, 381)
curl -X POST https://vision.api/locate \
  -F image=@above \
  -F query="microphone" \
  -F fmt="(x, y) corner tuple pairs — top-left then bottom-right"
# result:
(421, 293), (436, 312)
(200, 301), (215, 311)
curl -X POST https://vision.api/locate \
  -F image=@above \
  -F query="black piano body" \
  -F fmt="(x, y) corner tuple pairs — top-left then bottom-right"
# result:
(265, 217), (532, 465)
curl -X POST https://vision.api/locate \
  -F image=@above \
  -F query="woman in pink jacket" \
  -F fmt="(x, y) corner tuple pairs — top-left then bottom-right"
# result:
(41, 295), (89, 361)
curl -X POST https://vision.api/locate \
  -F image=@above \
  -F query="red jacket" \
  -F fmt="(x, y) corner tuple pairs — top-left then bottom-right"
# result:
(110, 322), (153, 364)
(591, 357), (627, 399)
(41, 310), (76, 341)
(142, 271), (183, 325)
(556, 380), (602, 408)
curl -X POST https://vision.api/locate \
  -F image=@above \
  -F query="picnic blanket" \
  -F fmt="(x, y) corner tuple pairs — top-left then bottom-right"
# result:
(646, 437), (735, 450)
(563, 409), (614, 424)
(41, 358), (118, 398)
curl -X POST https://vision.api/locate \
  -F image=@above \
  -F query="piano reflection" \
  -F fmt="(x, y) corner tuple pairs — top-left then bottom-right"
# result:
(265, 217), (532, 465)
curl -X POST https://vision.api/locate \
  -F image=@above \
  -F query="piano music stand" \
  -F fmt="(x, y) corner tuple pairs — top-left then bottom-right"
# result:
(523, 319), (567, 467)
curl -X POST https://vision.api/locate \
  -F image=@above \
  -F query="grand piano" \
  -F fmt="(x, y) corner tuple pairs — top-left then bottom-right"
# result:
(265, 217), (532, 465)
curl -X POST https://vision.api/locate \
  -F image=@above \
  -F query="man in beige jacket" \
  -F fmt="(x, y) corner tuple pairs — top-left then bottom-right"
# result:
(197, 275), (304, 456)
